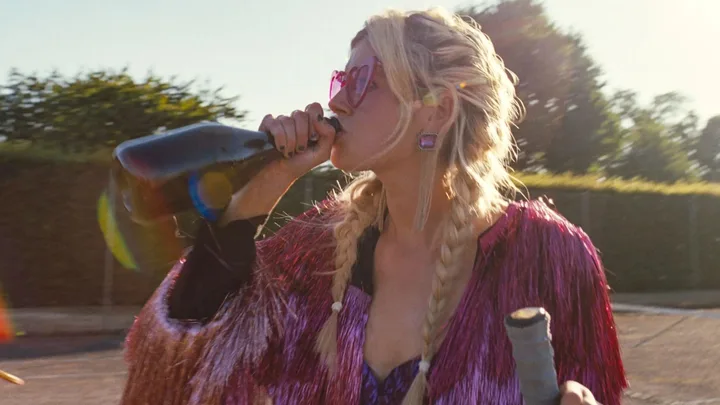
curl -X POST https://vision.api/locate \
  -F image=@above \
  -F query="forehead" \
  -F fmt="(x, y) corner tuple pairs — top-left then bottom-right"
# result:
(346, 39), (377, 70)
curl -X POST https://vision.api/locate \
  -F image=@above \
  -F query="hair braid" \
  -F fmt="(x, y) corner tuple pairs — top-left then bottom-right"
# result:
(315, 175), (384, 374)
(402, 171), (479, 405)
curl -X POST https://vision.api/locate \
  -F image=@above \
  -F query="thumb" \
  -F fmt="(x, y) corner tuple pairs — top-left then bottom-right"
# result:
(310, 113), (338, 151)
(313, 114), (338, 138)
(314, 120), (337, 151)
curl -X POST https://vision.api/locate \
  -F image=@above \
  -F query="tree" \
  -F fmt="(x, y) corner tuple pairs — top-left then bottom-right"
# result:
(606, 90), (699, 183)
(542, 34), (622, 174)
(461, 0), (621, 172)
(694, 115), (720, 181)
(0, 67), (246, 152)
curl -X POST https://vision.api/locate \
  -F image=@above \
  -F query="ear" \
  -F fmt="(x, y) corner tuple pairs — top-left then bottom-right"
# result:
(417, 88), (455, 133)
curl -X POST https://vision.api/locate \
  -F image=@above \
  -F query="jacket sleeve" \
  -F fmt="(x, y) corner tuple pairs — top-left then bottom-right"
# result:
(120, 204), (335, 405)
(166, 216), (266, 322)
(535, 203), (629, 405)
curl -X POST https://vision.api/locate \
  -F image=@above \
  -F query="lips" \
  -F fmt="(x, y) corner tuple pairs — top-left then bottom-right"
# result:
(325, 116), (343, 133)
(333, 120), (348, 138)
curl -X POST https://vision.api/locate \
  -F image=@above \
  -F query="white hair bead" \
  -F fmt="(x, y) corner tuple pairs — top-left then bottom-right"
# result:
(418, 360), (430, 373)
(331, 301), (343, 312)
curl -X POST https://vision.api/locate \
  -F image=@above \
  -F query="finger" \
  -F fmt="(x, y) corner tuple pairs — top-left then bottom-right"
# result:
(258, 113), (273, 134)
(305, 103), (323, 142)
(278, 115), (296, 158)
(560, 391), (584, 405)
(259, 114), (287, 156)
(291, 110), (309, 154)
(560, 381), (596, 405)
(306, 102), (337, 138)
(582, 389), (598, 405)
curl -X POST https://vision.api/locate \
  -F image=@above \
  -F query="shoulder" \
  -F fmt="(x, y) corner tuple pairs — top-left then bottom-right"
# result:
(263, 198), (341, 236)
(511, 197), (589, 242)
(256, 198), (342, 263)
(495, 197), (611, 308)
(508, 197), (602, 273)
(506, 199), (627, 403)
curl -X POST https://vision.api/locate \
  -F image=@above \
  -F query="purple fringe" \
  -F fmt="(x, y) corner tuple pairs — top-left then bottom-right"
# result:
(121, 199), (628, 405)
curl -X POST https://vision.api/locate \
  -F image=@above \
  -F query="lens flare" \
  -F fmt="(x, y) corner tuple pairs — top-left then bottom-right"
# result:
(0, 293), (13, 343)
(188, 171), (233, 222)
(97, 190), (138, 270)
(97, 186), (191, 272)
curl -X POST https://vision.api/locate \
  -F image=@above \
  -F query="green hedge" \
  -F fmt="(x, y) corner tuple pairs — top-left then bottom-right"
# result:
(274, 170), (720, 293)
(0, 159), (167, 308)
(0, 158), (718, 308)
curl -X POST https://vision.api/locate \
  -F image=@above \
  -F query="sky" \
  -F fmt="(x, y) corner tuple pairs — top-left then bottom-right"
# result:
(1, 0), (718, 130)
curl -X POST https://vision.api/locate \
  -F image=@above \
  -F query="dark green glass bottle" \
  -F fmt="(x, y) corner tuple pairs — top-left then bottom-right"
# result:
(111, 118), (340, 224)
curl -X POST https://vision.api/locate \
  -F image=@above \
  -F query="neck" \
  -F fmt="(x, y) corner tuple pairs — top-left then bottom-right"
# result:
(373, 160), (451, 248)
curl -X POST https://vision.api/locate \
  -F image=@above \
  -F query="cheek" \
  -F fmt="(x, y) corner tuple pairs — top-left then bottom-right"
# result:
(330, 131), (388, 171)
(331, 92), (428, 171)
(334, 103), (401, 168)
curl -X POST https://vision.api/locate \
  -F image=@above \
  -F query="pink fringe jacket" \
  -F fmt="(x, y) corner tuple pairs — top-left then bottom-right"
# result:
(120, 199), (628, 404)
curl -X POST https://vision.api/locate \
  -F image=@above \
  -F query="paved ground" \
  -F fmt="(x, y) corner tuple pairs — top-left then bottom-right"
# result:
(618, 311), (720, 405)
(0, 334), (126, 404)
(0, 312), (719, 404)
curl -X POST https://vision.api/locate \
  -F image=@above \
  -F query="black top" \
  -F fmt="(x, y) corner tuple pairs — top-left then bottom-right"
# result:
(168, 217), (379, 321)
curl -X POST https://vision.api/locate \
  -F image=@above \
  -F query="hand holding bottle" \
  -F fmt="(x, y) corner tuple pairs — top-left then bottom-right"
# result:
(218, 102), (338, 225)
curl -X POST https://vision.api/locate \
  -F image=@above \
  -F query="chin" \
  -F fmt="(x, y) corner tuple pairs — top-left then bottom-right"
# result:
(329, 147), (353, 171)
(330, 143), (371, 172)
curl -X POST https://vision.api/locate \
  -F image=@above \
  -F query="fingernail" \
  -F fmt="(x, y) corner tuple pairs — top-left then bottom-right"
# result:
(278, 145), (285, 151)
(297, 145), (306, 152)
(317, 114), (324, 122)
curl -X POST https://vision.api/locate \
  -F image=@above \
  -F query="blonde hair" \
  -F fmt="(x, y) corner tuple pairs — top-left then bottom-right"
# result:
(314, 7), (523, 403)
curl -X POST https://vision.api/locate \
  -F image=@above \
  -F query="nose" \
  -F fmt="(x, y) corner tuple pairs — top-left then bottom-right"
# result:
(328, 89), (352, 116)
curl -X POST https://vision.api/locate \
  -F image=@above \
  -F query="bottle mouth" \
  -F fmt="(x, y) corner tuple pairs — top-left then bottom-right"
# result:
(325, 116), (343, 133)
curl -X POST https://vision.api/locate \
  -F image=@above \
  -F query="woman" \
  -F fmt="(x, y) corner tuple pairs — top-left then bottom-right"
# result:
(121, 7), (627, 405)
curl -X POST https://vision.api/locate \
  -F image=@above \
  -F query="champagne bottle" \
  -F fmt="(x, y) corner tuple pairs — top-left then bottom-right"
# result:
(111, 117), (341, 225)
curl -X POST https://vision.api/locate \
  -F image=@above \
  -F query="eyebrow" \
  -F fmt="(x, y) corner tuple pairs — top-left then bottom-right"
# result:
(343, 56), (382, 72)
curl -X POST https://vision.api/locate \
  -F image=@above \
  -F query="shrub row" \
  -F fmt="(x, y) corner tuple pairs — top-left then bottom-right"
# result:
(0, 159), (717, 308)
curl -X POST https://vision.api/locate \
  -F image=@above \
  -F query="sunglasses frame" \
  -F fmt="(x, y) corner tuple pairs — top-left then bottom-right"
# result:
(329, 56), (382, 109)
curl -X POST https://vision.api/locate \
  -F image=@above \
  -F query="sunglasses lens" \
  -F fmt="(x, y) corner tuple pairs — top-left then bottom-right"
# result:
(329, 71), (344, 100)
(347, 65), (370, 107)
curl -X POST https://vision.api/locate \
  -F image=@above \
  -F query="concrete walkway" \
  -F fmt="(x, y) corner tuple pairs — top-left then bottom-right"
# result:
(4, 290), (720, 337)
(610, 289), (720, 309)
(7, 306), (140, 337)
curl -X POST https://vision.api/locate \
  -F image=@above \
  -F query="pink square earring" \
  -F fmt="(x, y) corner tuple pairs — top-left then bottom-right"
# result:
(417, 132), (438, 150)
(414, 130), (439, 230)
